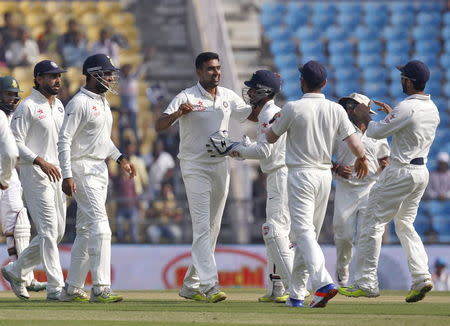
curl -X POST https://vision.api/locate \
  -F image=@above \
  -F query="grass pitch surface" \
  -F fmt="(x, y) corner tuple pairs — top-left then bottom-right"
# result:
(0, 289), (449, 326)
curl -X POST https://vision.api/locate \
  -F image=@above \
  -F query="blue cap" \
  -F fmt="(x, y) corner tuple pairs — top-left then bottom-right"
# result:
(435, 257), (447, 267)
(82, 53), (118, 75)
(396, 60), (430, 83)
(298, 60), (327, 86)
(244, 70), (281, 93)
(34, 60), (66, 77)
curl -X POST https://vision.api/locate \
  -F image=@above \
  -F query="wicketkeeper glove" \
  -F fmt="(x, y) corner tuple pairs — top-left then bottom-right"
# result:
(206, 130), (240, 157)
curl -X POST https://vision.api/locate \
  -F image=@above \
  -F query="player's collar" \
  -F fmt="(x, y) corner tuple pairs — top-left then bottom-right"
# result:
(31, 88), (56, 105)
(197, 82), (221, 99)
(81, 87), (105, 100)
(405, 94), (431, 100)
(302, 93), (325, 98)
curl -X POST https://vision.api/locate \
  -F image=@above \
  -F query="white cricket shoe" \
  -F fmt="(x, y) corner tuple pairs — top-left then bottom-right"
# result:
(1, 264), (29, 300)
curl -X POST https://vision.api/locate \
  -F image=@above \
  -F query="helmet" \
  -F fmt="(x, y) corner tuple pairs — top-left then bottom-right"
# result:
(82, 53), (119, 94)
(0, 76), (22, 115)
(242, 70), (281, 106)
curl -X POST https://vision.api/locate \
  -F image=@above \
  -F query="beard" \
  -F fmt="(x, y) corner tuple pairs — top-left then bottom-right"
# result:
(401, 80), (408, 94)
(43, 84), (59, 95)
(95, 80), (109, 93)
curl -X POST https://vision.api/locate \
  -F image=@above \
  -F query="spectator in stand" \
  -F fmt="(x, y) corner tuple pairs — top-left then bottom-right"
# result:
(119, 64), (142, 139)
(37, 19), (59, 55)
(0, 12), (18, 48)
(5, 27), (39, 67)
(432, 257), (450, 291)
(113, 167), (140, 243)
(426, 152), (450, 200)
(61, 30), (89, 68)
(146, 183), (183, 244)
(57, 19), (79, 55)
(124, 141), (149, 218)
(91, 29), (119, 66)
(0, 34), (7, 67)
(148, 140), (175, 199)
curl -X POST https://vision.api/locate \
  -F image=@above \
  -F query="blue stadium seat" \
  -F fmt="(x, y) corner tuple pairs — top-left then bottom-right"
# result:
(285, 11), (309, 31)
(443, 42), (450, 53)
(328, 40), (352, 55)
(312, 2), (337, 16)
(390, 69), (401, 82)
(441, 26), (450, 40)
(324, 25), (350, 41)
(426, 200), (446, 216)
(386, 40), (411, 54)
(362, 67), (387, 83)
(265, 26), (290, 41)
(337, 13), (360, 29)
(261, 3), (285, 30)
(445, 69), (450, 82)
(385, 53), (409, 68)
(389, 82), (404, 98)
(363, 82), (388, 98)
(433, 214), (450, 242)
(389, 2), (415, 14)
(333, 66), (360, 82)
(440, 53), (450, 68)
(390, 12), (415, 27)
(334, 81), (361, 98)
(383, 25), (409, 42)
(270, 40), (295, 56)
(364, 1), (388, 14)
(433, 97), (448, 114)
(294, 25), (319, 42)
(301, 53), (327, 65)
(274, 54), (299, 71)
(329, 54), (353, 67)
(429, 68), (443, 83)
(365, 11), (389, 26)
(299, 41), (324, 55)
(413, 26), (440, 40)
(443, 82), (450, 97)
(352, 25), (380, 41)
(357, 55), (382, 67)
(444, 12), (450, 26)
(413, 54), (439, 68)
(425, 80), (441, 96)
(338, 1), (362, 15)
(417, 12), (442, 26)
(415, 40), (441, 55)
(415, 1), (445, 12)
(311, 12), (336, 30)
(357, 41), (383, 54)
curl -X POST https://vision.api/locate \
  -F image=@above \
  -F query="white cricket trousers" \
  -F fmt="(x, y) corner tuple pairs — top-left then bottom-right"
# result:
(66, 159), (112, 290)
(180, 159), (229, 293)
(0, 170), (34, 285)
(288, 168), (333, 294)
(354, 162), (431, 293)
(11, 165), (66, 292)
(333, 180), (374, 279)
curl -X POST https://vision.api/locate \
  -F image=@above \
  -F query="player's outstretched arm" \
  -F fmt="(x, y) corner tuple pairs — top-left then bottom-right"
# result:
(155, 104), (193, 132)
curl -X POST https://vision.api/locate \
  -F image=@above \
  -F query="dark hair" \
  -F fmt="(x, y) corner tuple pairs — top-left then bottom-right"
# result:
(195, 52), (219, 69)
(412, 80), (426, 92)
(338, 98), (359, 111)
(302, 78), (324, 92)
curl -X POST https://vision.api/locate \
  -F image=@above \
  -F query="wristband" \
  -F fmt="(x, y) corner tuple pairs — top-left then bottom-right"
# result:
(116, 155), (127, 164)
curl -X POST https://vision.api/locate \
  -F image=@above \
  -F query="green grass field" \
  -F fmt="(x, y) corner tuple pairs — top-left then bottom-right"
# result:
(0, 289), (449, 326)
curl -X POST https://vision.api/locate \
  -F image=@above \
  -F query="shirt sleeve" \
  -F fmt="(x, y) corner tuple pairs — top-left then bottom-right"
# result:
(163, 91), (186, 117)
(108, 139), (122, 162)
(366, 103), (414, 139)
(57, 99), (86, 179)
(0, 113), (18, 186)
(337, 105), (356, 140)
(229, 90), (252, 122)
(271, 103), (294, 137)
(10, 102), (38, 164)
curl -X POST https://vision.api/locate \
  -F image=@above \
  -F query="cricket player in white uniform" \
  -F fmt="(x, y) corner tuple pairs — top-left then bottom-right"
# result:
(332, 93), (390, 286)
(339, 60), (439, 303)
(266, 61), (369, 308)
(58, 54), (135, 303)
(0, 76), (47, 293)
(2, 60), (67, 301)
(221, 70), (305, 303)
(155, 52), (251, 303)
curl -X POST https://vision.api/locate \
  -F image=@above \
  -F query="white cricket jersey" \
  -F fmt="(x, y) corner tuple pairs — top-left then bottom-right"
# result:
(163, 82), (251, 163)
(11, 88), (64, 166)
(366, 94), (439, 164)
(0, 111), (18, 186)
(58, 87), (122, 179)
(236, 100), (286, 173)
(271, 93), (356, 169)
(334, 126), (390, 185)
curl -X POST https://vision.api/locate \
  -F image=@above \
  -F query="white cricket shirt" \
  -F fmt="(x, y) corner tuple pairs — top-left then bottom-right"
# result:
(58, 87), (122, 179)
(334, 126), (390, 185)
(271, 93), (356, 169)
(163, 82), (251, 163)
(366, 94), (439, 164)
(11, 88), (65, 166)
(235, 100), (286, 173)
(0, 111), (18, 186)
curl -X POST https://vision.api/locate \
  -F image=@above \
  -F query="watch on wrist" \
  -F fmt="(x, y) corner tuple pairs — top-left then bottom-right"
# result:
(116, 155), (127, 164)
